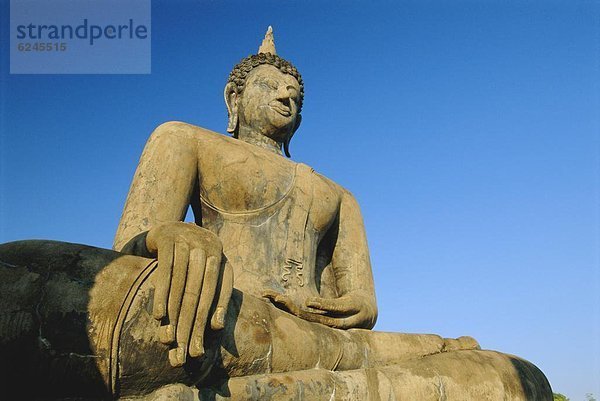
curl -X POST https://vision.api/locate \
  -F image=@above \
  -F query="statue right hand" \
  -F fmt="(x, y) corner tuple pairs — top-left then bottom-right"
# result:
(145, 222), (233, 367)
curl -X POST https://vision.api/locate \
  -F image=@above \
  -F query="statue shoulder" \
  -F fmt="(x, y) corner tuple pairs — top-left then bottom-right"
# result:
(310, 168), (356, 204)
(149, 121), (235, 146)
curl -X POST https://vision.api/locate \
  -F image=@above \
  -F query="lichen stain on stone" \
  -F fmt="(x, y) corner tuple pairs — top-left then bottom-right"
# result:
(44, 272), (88, 314)
(125, 287), (158, 343)
(0, 311), (34, 342)
(252, 324), (271, 345)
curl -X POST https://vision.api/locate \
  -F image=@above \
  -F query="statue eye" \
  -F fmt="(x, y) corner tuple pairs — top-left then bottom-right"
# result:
(257, 80), (277, 91)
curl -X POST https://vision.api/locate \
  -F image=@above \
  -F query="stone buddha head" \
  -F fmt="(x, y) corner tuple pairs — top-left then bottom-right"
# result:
(224, 27), (304, 157)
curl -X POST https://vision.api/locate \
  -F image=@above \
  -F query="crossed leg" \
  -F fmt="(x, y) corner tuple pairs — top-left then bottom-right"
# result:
(118, 284), (549, 400)
(117, 273), (480, 397)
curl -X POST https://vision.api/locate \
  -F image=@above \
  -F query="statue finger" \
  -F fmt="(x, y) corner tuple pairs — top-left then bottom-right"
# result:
(262, 290), (280, 302)
(305, 296), (359, 314)
(311, 309), (374, 330)
(169, 248), (206, 367)
(304, 313), (352, 329)
(160, 241), (190, 344)
(210, 261), (232, 330)
(189, 255), (219, 358)
(153, 241), (175, 320)
(263, 291), (302, 317)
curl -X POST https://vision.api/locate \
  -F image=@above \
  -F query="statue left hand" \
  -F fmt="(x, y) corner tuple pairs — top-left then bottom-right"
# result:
(263, 290), (377, 329)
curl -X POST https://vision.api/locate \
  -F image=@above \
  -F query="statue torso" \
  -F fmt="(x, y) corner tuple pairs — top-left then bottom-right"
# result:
(194, 129), (341, 304)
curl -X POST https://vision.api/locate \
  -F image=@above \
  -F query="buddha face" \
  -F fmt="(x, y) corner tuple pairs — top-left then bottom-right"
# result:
(226, 64), (301, 143)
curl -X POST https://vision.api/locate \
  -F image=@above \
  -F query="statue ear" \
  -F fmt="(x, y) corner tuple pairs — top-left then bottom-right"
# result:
(224, 82), (239, 136)
(293, 113), (302, 133)
(284, 114), (302, 158)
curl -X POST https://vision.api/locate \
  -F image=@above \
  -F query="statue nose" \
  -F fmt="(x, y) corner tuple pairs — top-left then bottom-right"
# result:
(276, 86), (291, 106)
(278, 96), (291, 108)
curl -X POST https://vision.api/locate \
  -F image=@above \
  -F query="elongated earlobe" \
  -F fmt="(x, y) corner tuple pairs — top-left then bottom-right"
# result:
(224, 83), (239, 136)
(284, 136), (292, 157)
(284, 114), (302, 158)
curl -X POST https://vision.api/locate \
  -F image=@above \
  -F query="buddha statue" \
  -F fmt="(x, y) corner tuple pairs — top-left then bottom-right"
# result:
(0, 27), (552, 400)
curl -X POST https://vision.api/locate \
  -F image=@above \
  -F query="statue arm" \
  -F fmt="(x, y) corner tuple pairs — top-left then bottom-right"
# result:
(305, 190), (378, 329)
(113, 122), (199, 253)
(112, 122), (233, 367)
(264, 189), (378, 329)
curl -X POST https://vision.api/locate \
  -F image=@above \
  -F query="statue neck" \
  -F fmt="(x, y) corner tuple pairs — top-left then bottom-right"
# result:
(237, 126), (283, 156)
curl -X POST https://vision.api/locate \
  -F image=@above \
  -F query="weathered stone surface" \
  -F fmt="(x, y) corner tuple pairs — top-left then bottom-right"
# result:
(0, 240), (552, 400)
(196, 350), (550, 400)
(0, 27), (552, 400)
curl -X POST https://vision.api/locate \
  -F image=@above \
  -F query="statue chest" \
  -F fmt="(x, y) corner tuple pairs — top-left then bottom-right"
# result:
(198, 157), (340, 233)
(198, 159), (341, 302)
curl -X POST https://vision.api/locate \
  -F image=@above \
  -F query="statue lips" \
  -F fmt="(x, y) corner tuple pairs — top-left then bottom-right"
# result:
(269, 101), (291, 117)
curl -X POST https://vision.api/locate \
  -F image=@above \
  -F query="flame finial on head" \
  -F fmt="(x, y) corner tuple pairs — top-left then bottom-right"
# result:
(258, 26), (276, 55)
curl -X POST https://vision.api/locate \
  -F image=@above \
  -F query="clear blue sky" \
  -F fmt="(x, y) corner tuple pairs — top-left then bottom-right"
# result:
(1, 1), (598, 399)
